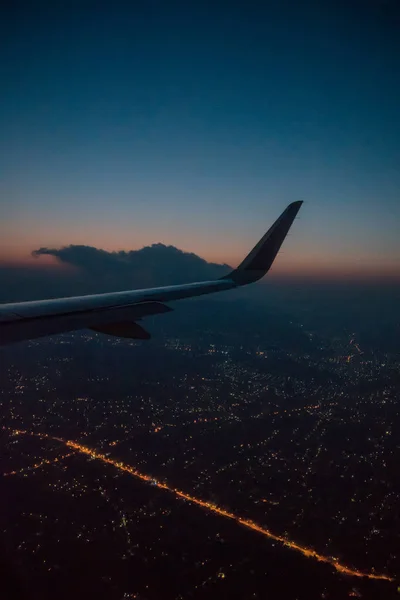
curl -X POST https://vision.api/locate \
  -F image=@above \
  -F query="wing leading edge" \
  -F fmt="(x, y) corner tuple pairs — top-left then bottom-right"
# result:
(0, 201), (302, 345)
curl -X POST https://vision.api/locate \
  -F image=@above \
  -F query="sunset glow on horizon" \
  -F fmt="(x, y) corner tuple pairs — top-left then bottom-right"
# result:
(1, 233), (399, 282)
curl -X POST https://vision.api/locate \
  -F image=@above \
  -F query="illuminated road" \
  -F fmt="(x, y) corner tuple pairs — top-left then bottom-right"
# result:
(5, 428), (394, 583)
(3, 452), (75, 477)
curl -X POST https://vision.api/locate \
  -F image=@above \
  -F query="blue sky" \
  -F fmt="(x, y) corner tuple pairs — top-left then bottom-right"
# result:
(1, 0), (399, 278)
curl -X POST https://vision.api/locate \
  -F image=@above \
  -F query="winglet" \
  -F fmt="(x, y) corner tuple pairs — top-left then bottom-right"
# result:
(222, 201), (303, 285)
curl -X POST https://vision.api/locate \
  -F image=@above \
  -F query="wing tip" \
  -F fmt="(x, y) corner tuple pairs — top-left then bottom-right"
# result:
(223, 200), (304, 285)
(286, 200), (304, 214)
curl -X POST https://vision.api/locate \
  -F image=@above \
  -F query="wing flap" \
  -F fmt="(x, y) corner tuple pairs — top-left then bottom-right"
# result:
(90, 321), (151, 339)
(0, 301), (171, 345)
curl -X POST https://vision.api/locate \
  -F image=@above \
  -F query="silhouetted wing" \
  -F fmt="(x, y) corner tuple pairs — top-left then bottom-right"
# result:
(0, 202), (302, 345)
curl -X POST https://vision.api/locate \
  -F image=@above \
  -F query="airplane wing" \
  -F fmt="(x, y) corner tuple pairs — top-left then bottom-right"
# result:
(0, 201), (302, 345)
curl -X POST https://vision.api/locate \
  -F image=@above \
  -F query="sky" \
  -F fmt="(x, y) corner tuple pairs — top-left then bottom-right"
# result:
(1, 0), (399, 279)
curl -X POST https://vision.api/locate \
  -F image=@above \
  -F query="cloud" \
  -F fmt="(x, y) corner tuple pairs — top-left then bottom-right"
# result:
(32, 243), (231, 286)
(0, 243), (231, 303)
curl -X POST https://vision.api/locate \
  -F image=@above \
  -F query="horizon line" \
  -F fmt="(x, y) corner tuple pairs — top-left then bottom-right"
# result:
(0, 255), (399, 285)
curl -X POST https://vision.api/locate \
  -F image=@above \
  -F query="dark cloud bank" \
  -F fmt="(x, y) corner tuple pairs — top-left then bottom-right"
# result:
(1, 244), (231, 303)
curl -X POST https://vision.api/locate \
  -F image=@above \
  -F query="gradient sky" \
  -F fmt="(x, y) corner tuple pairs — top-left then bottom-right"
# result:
(1, 0), (399, 278)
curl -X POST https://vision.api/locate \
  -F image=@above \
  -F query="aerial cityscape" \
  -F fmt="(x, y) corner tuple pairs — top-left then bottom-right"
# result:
(1, 282), (399, 599)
